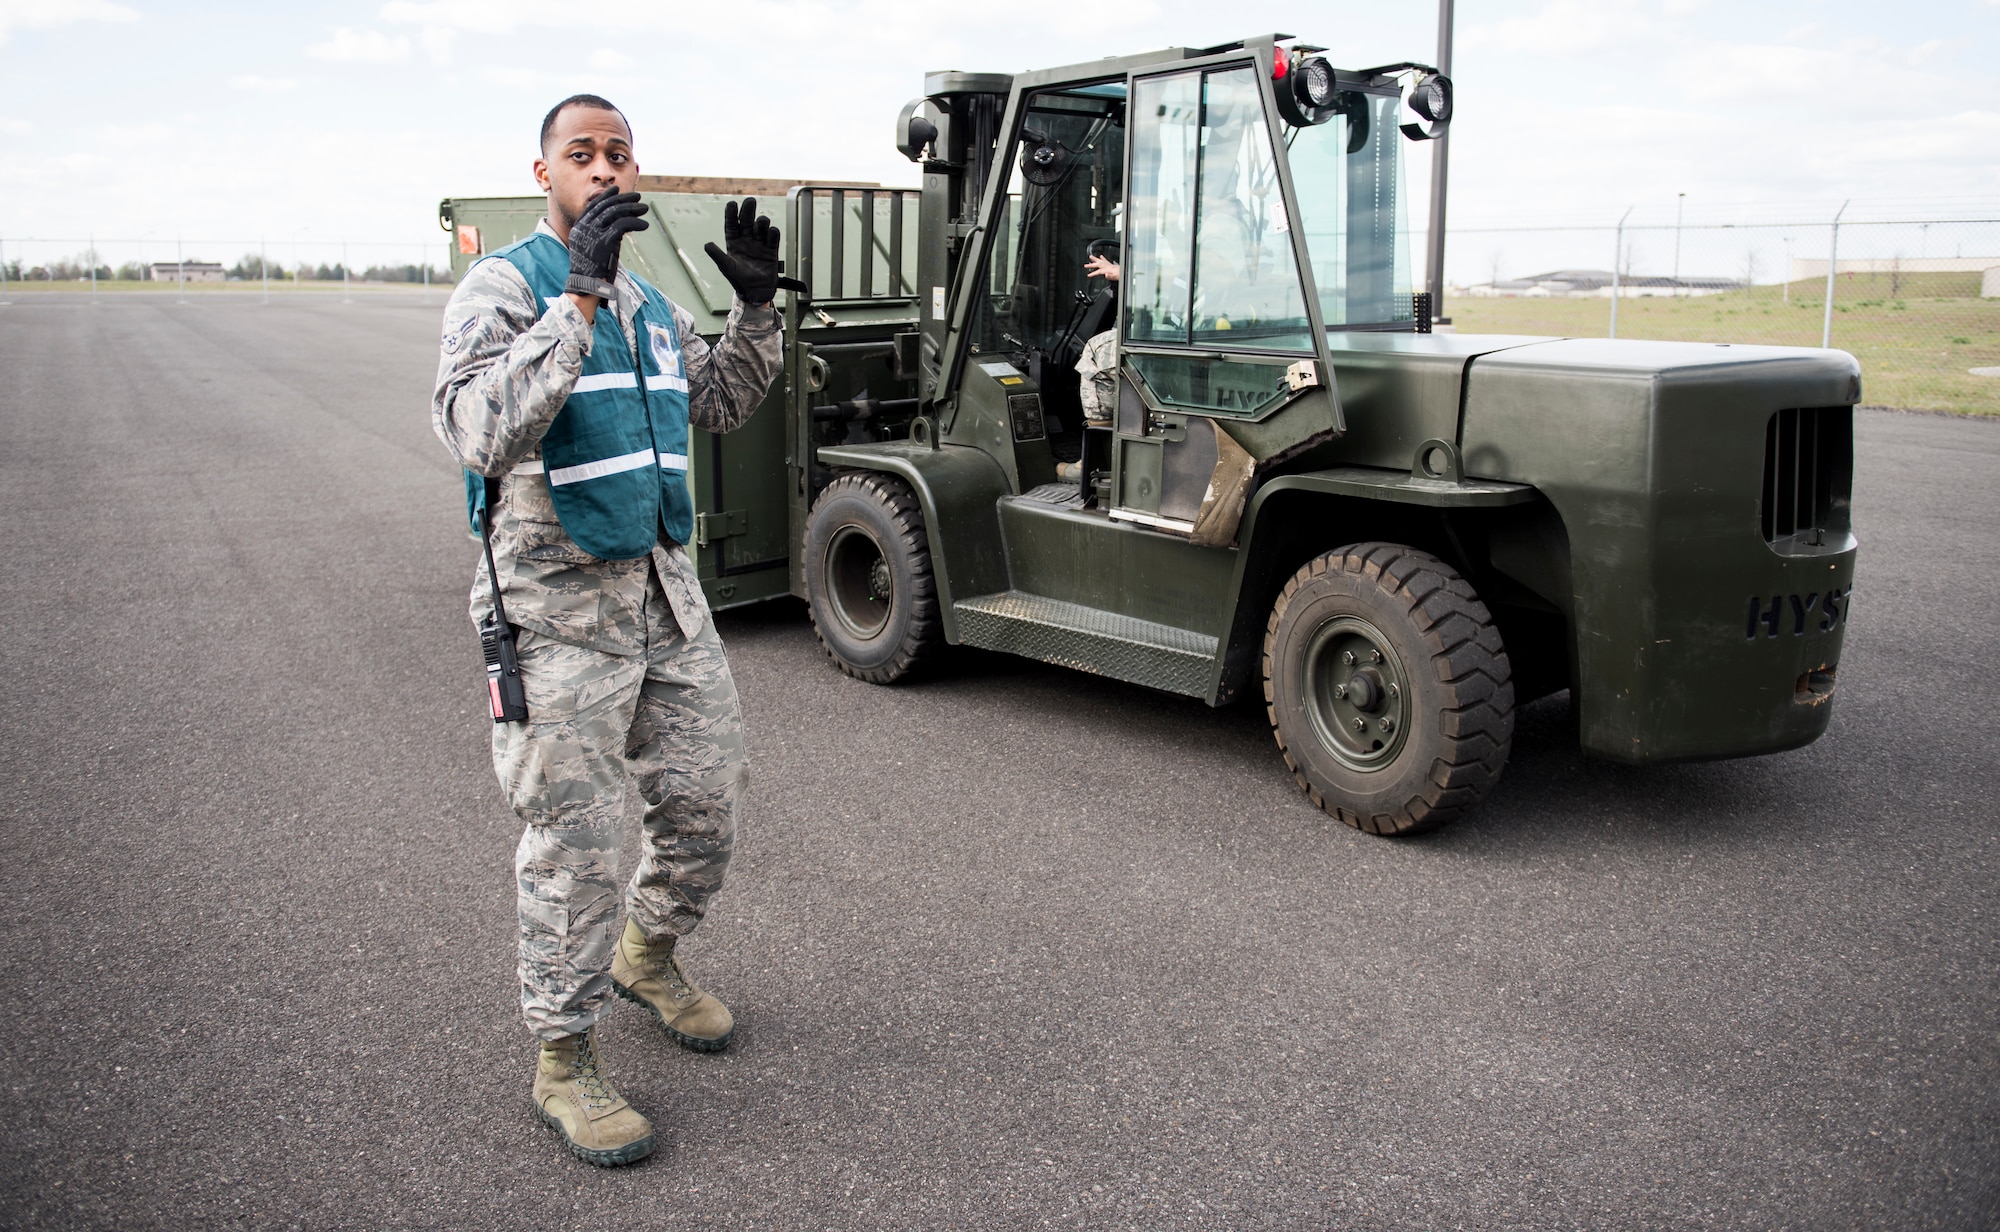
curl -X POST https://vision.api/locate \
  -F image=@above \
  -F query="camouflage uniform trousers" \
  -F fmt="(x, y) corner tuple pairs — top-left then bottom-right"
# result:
(1075, 328), (1117, 425)
(493, 561), (746, 1041)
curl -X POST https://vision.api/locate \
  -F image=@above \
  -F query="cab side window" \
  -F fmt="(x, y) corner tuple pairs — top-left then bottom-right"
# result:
(1124, 66), (1314, 418)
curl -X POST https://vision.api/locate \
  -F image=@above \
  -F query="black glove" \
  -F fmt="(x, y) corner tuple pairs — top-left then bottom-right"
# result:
(564, 188), (650, 301)
(703, 196), (808, 305)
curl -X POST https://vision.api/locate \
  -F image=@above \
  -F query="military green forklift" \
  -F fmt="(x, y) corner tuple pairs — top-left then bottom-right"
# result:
(440, 34), (1857, 835)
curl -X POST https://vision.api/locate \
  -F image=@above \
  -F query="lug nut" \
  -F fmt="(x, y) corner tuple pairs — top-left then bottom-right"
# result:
(1352, 717), (1367, 731)
(1369, 650), (1383, 664)
(1334, 683), (1347, 699)
(1342, 651), (1356, 666)
(1380, 717), (1394, 731)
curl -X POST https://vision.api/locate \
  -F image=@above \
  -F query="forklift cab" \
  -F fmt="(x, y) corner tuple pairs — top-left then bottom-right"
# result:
(945, 37), (1423, 541)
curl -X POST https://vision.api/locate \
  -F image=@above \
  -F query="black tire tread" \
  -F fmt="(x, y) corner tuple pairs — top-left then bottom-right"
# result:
(1261, 542), (1515, 835)
(806, 472), (942, 685)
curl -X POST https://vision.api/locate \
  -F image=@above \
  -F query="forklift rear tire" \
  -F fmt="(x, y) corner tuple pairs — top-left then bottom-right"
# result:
(1263, 543), (1515, 835)
(804, 472), (942, 684)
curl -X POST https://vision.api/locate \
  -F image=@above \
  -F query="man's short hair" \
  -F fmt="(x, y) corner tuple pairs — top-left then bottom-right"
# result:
(540, 94), (631, 153)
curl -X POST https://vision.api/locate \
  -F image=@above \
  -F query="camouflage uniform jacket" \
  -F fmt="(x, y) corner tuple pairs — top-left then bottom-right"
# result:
(433, 219), (782, 655)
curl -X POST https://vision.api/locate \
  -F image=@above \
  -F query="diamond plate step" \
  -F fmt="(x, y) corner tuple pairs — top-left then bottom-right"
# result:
(953, 591), (1218, 698)
(1018, 482), (1088, 509)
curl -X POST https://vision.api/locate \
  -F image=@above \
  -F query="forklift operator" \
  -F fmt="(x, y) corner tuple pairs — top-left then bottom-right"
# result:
(431, 93), (787, 1168)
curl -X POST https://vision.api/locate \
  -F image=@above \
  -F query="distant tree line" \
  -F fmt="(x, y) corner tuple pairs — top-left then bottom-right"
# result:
(1, 251), (454, 284)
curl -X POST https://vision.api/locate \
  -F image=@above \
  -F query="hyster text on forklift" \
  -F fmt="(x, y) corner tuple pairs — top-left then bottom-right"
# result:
(439, 33), (1858, 836)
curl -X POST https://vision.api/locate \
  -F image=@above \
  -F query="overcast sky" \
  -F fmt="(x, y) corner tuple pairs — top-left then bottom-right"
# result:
(1, 0), (1995, 281)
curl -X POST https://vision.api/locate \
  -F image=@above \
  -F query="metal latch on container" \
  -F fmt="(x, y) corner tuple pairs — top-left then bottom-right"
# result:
(1285, 359), (1320, 392)
(695, 510), (748, 547)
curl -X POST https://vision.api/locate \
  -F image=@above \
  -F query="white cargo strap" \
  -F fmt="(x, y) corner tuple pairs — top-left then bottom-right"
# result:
(512, 448), (685, 479)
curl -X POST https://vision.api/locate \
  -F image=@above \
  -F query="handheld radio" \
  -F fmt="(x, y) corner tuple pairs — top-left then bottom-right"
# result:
(478, 497), (529, 724)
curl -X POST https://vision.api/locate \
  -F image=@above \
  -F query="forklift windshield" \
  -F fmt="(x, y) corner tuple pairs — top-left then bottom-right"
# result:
(1288, 90), (1415, 329)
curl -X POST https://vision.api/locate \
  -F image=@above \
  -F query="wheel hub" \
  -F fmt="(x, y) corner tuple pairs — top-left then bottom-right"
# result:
(824, 525), (892, 640)
(1302, 616), (1411, 771)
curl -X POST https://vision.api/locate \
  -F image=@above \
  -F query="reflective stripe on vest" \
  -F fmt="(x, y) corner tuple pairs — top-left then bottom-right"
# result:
(511, 449), (689, 478)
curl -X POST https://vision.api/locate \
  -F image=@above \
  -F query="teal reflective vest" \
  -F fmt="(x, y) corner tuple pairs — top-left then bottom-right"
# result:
(463, 232), (693, 559)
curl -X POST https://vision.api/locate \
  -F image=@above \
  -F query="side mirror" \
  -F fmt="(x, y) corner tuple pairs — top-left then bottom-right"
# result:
(896, 100), (940, 163)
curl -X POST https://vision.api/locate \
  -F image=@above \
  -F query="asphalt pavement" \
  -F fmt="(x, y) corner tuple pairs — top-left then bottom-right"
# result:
(1, 291), (1995, 1231)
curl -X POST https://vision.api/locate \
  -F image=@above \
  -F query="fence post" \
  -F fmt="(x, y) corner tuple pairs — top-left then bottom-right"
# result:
(1821, 199), (1847, 349)
(1609, 205), (1633, 338)
(1673, 192), (1685, 296)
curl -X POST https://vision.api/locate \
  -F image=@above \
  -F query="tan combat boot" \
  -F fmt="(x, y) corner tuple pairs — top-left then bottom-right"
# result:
(609, 917), (735, 1052)
(532, 1029), (657, 1167)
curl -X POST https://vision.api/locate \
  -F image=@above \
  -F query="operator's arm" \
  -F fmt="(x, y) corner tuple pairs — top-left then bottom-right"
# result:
(431, 258), (594, 477)
(679, 297), (781, 434)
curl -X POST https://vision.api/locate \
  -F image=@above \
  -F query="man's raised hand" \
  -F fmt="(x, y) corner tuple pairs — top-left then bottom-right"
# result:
(703, 196), (808, 306)
(565, 188), (650, 302)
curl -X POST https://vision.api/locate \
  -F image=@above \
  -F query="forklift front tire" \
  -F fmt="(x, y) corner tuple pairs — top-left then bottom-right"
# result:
(1263, 543), (1515, 835)
(804, 472), (942, 684)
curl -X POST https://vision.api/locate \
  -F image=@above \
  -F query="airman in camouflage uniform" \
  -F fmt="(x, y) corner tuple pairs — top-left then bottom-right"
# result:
(432, 94), (784, 1167)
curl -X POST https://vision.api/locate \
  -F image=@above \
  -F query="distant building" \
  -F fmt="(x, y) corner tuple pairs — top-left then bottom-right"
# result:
(1461, 269), (1744, 299)
(1790, 256), (1998, 280)
(148, 262), (227, 283)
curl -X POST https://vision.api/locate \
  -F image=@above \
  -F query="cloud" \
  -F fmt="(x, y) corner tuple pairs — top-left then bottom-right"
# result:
(1464, 0), (1656, 55)
(0, 117), (29, 134)
(229, 74), (297, 92)
(0, 0), (137, 48)
(306, 26), (410, 63)
(591, 49), (632, 71)
(416, 24), (454, 65)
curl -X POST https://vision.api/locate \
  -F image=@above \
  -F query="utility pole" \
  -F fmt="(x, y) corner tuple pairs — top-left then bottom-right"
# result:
(1423, 0), (1455, 325)
(1822, 199), (1848, 349)
(1610, 205), (1633, 338)
(1672, 192), (1685, 297)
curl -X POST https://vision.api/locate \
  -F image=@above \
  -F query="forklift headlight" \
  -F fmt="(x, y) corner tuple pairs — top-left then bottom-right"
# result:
(1275, 54), (1341, 127)
(1298, 57), (1337, 109)
(1409, 73), (1452, 124)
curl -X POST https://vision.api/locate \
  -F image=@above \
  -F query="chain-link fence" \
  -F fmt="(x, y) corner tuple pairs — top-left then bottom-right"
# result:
(0, 236), (456, 302)
(1440, 215), (2000, 415)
